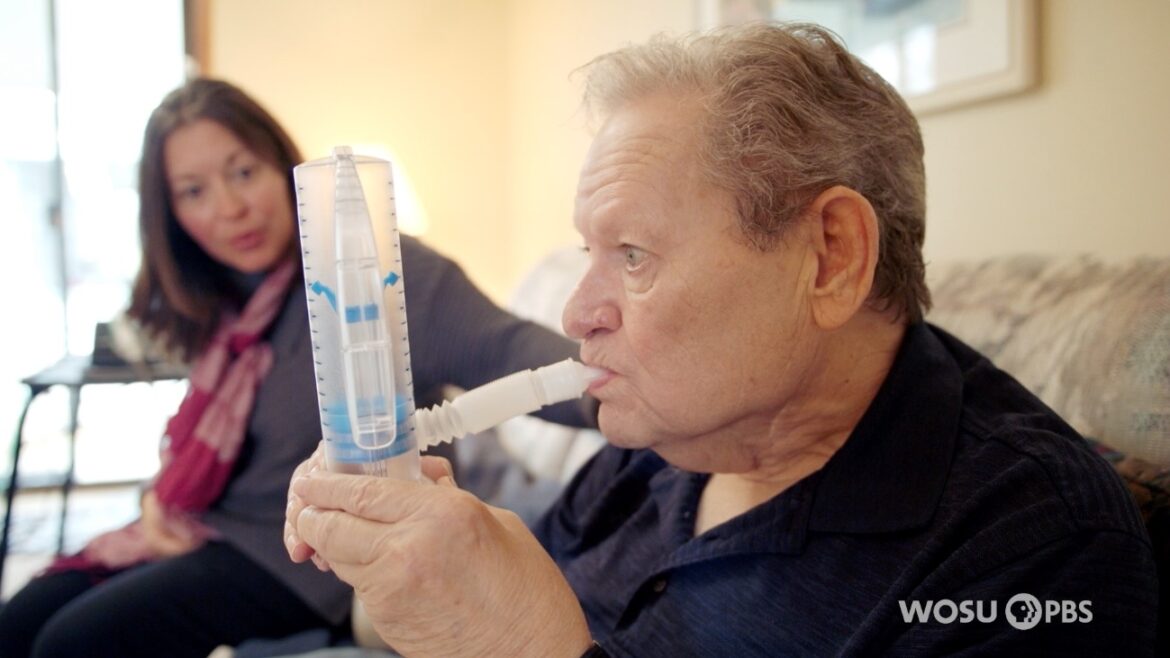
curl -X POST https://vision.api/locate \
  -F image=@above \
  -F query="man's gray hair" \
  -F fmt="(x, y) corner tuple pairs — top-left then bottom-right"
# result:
(579, 22), (930, 322)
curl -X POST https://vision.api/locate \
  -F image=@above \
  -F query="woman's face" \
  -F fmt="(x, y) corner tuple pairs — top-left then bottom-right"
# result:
(164, 118), (295, 274)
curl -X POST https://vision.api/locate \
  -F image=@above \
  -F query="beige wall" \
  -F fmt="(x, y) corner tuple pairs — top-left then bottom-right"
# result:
(207, 0), (514, 297)
(207, 0), (692, 301)
(504, 0), (693, 284)
(205, 0), (688, 301)
(919, 0), (1170, 264)
(207, 0), (1170, 300)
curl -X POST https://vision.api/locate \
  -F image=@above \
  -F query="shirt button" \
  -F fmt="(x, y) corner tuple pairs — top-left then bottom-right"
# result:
(651, 578), (667, 593)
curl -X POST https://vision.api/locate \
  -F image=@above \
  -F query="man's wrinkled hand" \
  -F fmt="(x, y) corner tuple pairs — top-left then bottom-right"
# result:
(287, 454), (593, 657)
(284, 443), (327, 568)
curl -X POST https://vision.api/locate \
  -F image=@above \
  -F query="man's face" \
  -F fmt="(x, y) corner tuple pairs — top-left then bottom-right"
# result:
(563, 92), (821, 471)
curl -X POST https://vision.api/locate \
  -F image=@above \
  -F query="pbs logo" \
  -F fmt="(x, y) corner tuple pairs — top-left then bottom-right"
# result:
(1005, 594), (1042, 630)
(1005, 593), (1092, 630)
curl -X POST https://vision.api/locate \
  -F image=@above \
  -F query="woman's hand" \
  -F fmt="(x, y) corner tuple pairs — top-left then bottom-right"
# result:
(140, 490), (201, 557)
(285, 452), (593, 657)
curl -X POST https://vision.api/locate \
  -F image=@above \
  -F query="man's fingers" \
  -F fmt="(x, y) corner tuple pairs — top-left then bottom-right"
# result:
(310, 553), (331, 572)
(292, 472), (429, 524)
(285, 443), (326, 563)
(296, 506), (398, 566)
(285, 518), (315, 563)
(288, 444), (324, 485)
(289, 457), (464, 571)
(420, 456), (456, 485)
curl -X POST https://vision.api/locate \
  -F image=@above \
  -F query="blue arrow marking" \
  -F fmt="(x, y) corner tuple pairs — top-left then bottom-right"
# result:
(310, 273), (398, 315)
(310, 280), (337, 311)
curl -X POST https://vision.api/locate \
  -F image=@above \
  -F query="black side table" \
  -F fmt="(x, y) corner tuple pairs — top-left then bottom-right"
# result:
(1, 356), (187, 595)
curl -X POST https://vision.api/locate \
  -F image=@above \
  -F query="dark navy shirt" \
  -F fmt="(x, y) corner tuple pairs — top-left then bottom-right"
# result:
(533, 323), (1157, 657)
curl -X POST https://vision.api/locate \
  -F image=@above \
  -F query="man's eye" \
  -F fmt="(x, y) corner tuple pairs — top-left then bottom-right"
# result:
(624, 245), (647, 270)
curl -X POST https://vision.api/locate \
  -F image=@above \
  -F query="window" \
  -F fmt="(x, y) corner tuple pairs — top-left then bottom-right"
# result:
(1, 0), (186, 484)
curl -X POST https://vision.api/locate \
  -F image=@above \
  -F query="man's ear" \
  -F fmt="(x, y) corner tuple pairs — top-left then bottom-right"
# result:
(804, 185), (879, 330)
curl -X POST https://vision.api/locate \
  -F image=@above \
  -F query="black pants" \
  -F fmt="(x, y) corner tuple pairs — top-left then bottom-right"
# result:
(0, 542), (332, 658)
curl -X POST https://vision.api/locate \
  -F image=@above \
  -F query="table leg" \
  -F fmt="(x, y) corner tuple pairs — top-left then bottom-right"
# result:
(56, 385), (81, 556)
(1, 386), (41, 599)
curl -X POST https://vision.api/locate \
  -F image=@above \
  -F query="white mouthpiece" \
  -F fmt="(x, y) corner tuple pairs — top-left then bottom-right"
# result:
(415, 359), (598, 447)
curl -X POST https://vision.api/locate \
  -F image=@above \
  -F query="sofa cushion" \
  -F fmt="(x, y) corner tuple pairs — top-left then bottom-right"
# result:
(927, 255), (1170, 466)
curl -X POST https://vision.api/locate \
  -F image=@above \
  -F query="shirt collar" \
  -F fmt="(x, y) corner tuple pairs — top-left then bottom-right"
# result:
(806, 322), (962, 534)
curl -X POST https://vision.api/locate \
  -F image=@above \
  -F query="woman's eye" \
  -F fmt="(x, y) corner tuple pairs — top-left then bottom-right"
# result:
(233, 165), (254, 180)
(624, 245), (647, 270)
(176, 185), (202, 201)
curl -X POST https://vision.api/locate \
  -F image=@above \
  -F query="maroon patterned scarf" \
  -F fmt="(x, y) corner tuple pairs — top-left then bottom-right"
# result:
(47, 260), (297, 576)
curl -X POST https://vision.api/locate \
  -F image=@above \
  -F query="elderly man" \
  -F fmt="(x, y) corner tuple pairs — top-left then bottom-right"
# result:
(285, 23), (1156, 656)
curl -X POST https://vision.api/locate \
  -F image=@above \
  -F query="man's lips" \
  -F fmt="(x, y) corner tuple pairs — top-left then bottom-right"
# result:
(584, 366), (615, 394)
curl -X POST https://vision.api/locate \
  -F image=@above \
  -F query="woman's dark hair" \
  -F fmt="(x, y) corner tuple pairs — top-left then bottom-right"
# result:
(127, 78), (303, 362)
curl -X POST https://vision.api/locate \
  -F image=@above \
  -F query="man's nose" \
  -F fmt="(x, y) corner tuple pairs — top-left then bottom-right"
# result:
(562, 273), (620, 340)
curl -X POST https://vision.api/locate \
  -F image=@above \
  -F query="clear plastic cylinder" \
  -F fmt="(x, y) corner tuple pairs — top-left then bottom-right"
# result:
(293, 148), (419, 480)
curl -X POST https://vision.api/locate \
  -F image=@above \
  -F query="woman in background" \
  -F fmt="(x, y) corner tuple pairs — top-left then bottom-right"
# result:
(0, 78), (591, 658)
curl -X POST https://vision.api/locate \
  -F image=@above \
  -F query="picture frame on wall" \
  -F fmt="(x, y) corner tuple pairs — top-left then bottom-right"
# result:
(697, 0), (1040, 115)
